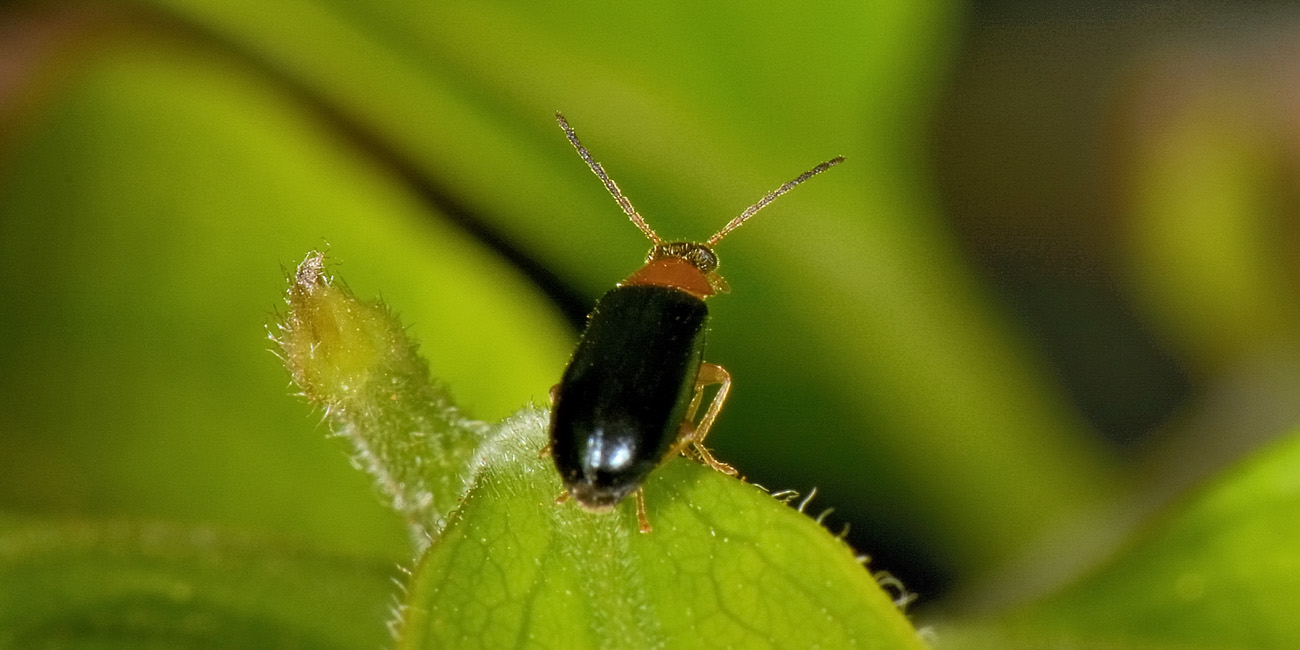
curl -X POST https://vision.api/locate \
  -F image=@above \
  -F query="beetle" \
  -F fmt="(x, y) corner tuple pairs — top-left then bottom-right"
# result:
(547, 112), (843, 532)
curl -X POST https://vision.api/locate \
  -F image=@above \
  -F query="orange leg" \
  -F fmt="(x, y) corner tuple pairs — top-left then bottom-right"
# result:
(674, 379), (708, 462)
(635, 488), (652, 533)
(668, 362), (738, 476)
(539, 383), (560, 458)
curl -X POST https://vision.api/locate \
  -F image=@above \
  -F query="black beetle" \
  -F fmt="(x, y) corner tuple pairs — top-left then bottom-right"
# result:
(547, 112), (843, 531)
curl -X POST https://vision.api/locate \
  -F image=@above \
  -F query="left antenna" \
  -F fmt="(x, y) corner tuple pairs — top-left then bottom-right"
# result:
(556, 112), (663, 245)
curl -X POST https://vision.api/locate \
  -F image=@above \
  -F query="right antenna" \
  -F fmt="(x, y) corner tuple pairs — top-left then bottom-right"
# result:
(706, 156), (845, 247)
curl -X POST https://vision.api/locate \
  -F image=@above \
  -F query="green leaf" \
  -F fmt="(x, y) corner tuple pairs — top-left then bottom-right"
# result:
(399, 411), (926, 649)
(1125, 87), (1300, 369)
(937, 430), (1300, 650)
(0, 32), (570, 556)
(0, 516), (398, 650)
(275, 253), (924, 648)
(274, 251), (489, 544)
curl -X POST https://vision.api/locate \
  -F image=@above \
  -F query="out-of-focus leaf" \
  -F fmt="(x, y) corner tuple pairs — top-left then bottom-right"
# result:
(1124, 72), (1300, 371)
(937, 429), (1300, 650)
(0, 516), (397, 649)
(0, 36), (570, 556)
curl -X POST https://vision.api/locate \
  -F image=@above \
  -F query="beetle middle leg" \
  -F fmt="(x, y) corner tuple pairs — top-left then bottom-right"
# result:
(669, 362), (738, 476)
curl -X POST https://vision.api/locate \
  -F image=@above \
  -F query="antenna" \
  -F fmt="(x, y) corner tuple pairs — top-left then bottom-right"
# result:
(556, 112), (663, 245)
(706, 156), (845, 247)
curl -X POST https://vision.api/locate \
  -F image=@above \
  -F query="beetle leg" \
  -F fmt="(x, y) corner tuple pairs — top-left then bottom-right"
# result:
(673, 362), (738, 476)
(540, 384), (561, 458)
(683, 380), (706, 423)
(692, 442), (735, 476)
(692, 363), (731, 447)
(635, 488), (652, 533)
(671, 383), (709, 462)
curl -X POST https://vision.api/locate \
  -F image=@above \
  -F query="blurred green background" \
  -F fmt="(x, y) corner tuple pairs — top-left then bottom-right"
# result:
(2, 0), (1298, 614)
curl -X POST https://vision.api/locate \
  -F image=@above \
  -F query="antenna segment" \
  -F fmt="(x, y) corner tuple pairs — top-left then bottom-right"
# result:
(557, 112), (843, 249)
(556, 112), (663, 245)
(706, 156), (845, 247)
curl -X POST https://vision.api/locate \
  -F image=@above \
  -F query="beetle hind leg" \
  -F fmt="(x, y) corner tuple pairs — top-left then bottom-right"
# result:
(671, 362), (738, 476)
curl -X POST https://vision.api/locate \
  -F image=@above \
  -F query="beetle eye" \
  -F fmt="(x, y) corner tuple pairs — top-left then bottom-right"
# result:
(687, 246), (719, 273)
(648, 242), (719, 274)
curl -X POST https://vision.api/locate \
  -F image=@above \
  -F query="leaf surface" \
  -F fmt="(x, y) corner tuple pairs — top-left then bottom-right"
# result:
(398, 411), (926, 650)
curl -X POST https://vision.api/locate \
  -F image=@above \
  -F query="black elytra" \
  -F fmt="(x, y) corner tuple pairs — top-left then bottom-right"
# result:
(547, 112), (844, 528)
(550, 284), (707, 510)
